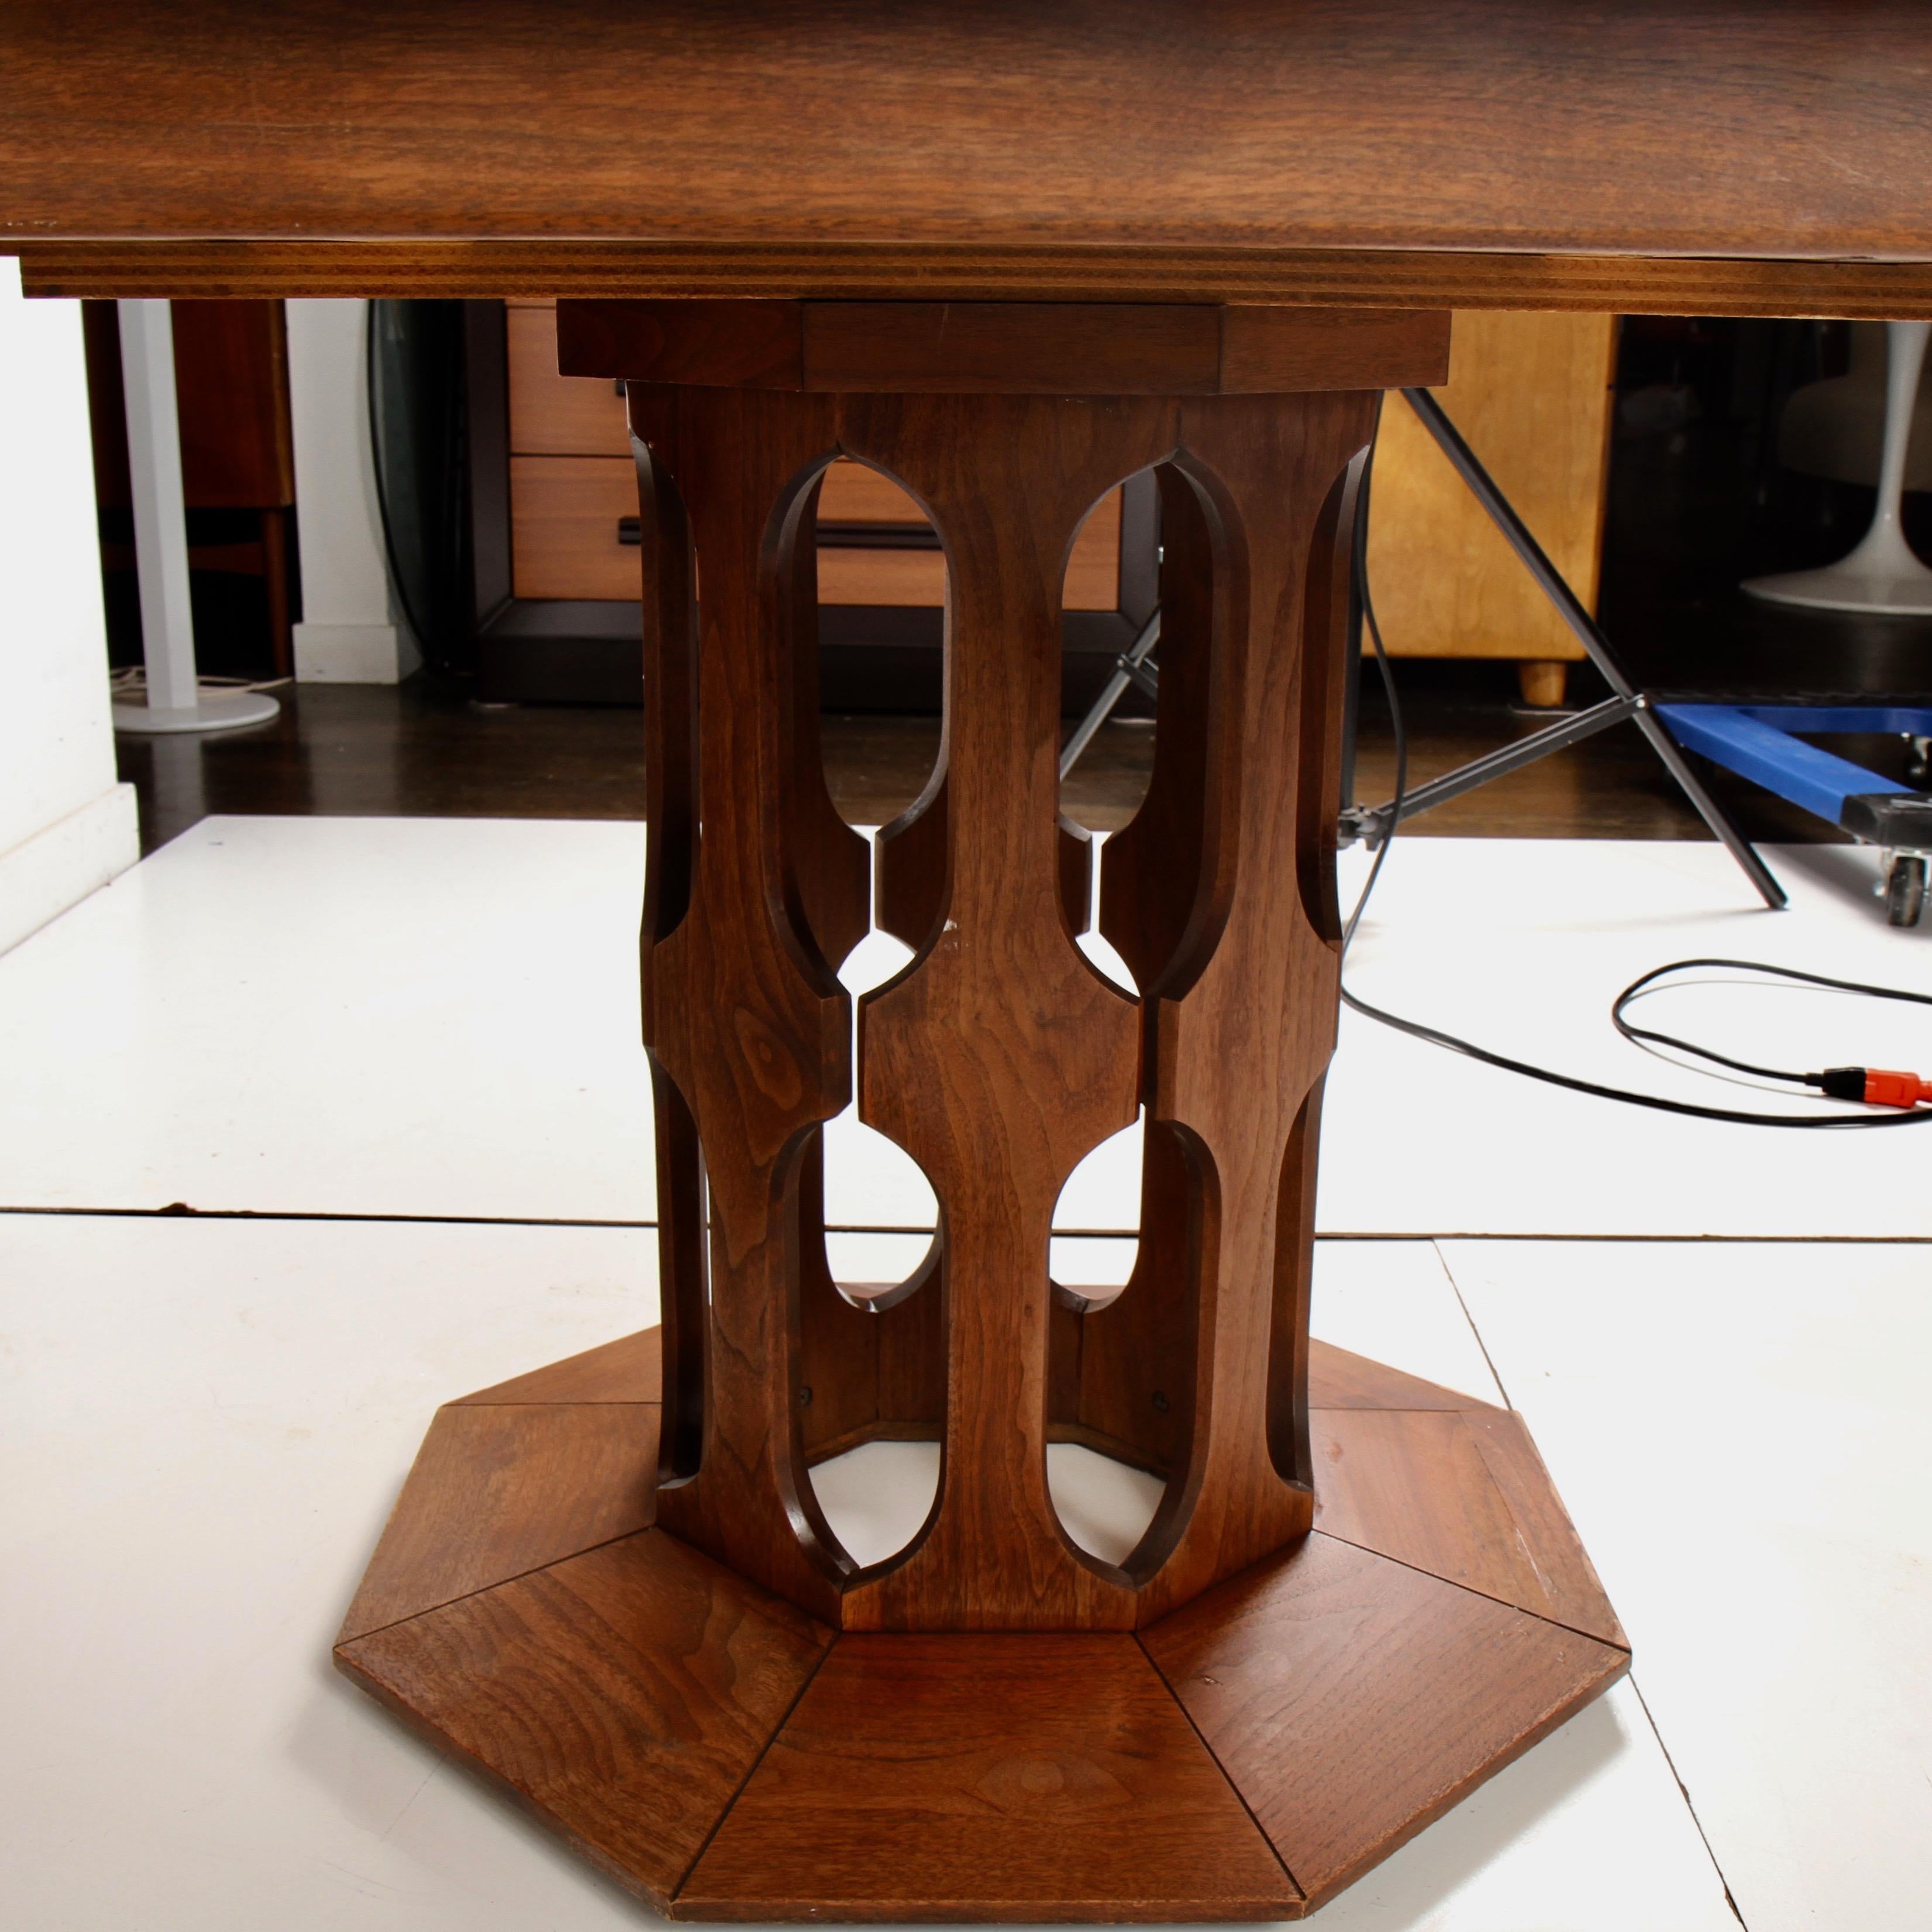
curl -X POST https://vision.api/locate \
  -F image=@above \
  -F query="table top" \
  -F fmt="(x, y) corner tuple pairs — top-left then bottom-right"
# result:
(7, 1), (1932, 314)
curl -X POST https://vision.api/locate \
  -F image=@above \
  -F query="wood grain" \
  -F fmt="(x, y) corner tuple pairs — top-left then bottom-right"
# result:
(1369, 312), (1618, 664)
(1142, 1531), (1630, 1911)
(1310, 1407), (1623, 1642)
(336, 1528), (833, 1914)
(803, 302), (1219, 394)
(25, 239), (1932, 318)
(336, 1402), (659, 1643)
(629, 384), (863, 1619)
(847, 394), (1163, 1631)
(83, 297), (293, 509)
(455, 1326), (662, 1405)
(500, 401), (1119, 608)
(1107, 401), (1377, 1624)
(336, 1326), (1628, 1914)
(1306, 1336), (1498, 1413)
(509, 454), (643, 600)
(508, 301), (629, 456)
(676, 1633), (1299, 1921)
(562, 298), (1447, 395)
(570, 304), (1445, 1631)
(15, 3), (1932, 278)
(1461, 1407), (1629, 1647)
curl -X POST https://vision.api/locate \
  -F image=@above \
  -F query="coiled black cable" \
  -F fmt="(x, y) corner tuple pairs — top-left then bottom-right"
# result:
(1338, 412), (1932, 1132)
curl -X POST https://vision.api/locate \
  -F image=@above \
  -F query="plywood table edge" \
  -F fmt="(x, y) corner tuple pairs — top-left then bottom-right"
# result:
(20, 240), (1932, 318)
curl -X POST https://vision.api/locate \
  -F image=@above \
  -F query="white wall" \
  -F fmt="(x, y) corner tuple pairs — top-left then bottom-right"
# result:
(0, 257), (139, 956)
(286, 299), (418, 684)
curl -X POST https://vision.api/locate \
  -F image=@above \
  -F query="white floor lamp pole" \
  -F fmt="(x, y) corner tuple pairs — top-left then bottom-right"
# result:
(110, 298), (280, 736)
(1744, 319), (1932, 616)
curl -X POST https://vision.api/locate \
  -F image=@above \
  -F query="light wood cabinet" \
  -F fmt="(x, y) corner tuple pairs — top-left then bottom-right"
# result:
(484, 304), (1606, 708)
(1368, 312), (1618, 705)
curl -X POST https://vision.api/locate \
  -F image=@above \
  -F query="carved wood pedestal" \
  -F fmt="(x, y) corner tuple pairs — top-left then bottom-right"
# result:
(337, 301), (1627, 1921)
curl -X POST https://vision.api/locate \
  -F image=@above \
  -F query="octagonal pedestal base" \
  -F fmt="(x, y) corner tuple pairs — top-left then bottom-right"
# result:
(335, 1330), (1627, 1921)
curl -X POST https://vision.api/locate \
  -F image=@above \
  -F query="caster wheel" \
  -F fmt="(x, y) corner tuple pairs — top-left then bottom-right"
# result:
(1886, 854), (1927, 928)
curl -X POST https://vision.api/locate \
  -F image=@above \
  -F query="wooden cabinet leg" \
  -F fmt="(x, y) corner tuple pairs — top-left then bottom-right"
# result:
(1518, 659), (1569, 707)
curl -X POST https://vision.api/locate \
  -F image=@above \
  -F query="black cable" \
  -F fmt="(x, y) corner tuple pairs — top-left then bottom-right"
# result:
(1338, 421), (1932, 1132)
(1342, 407), (1402, 956)
(365, 302), (433, 658)
(1611, 958), (1932, 1087)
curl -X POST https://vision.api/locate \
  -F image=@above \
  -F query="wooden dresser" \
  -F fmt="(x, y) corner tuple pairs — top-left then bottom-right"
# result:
(478, 300), (1613, 711)
(474, 299), (1157, 708)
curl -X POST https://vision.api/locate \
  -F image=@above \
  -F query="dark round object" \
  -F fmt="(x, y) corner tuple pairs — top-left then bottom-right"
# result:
(1886, 854), (1927, 928)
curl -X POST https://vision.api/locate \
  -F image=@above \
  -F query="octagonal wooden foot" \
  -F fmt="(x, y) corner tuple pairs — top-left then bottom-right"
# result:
(336, 1327), (1627, 1921)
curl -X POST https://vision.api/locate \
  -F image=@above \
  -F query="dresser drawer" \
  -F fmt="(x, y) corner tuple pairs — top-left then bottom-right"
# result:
(508, 302), (629, 457)
(511, 456), (642, 600)
(511, 454), (1122, 609)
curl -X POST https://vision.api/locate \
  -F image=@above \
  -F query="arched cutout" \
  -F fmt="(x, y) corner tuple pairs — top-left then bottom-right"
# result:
(1049, 1113), (1144, 1294)
(1058, 473), (1158, 842)
(825, 453), (952, 957)
(819, 894), (942, 1293)
(1098, 460), (1242, 1007)
(1046, 1443), (1166, 1566)
(1054, 460), (1235, 1569)
(631, 440), (707, 1485)
(808, 1438), (942, 1571)
(1265, 1080), (1324, 1490)
(768, 458), (871, 976)
(635, 437), (698, 955)
(789, 453), (955, 1571)
(1294, 447), (1370, 949)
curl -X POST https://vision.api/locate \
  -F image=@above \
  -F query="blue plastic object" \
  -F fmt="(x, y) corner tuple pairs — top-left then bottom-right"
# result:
(1655, 704), (1927, 829)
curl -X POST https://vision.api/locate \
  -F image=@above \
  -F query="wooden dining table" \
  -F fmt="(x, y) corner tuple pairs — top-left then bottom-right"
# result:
(11, 3), (1930, 1920)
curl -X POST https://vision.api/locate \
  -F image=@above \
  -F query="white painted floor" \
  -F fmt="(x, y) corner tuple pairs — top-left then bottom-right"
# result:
(2, 815), (1926, 1927)
(1, 1214), (1738, 1932)
(1, 818), (1925, 1236)
(1439, 1238), (1932, 1932)
(1325, 835), (1932, 1238)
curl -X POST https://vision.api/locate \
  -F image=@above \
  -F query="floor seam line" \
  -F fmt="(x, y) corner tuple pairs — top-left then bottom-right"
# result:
(6, 1206), (1927, 1244)
(1431, 1238), (1515, 1407)
(0, 1204), (660, 1230)
(1628, 1672), (1752, 1928)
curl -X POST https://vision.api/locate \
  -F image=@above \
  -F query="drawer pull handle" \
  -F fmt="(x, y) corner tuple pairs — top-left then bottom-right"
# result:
(816, 521), (941, 552)
(615, 515), (940, 552)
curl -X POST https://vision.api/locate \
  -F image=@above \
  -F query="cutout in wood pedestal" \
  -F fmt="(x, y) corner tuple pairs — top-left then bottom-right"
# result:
(338, 1325), (1627, 1920)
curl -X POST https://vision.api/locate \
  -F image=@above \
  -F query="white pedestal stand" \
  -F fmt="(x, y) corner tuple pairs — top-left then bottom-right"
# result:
(1744, 319), (1932, 617)
(109, 300), (281, 736)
